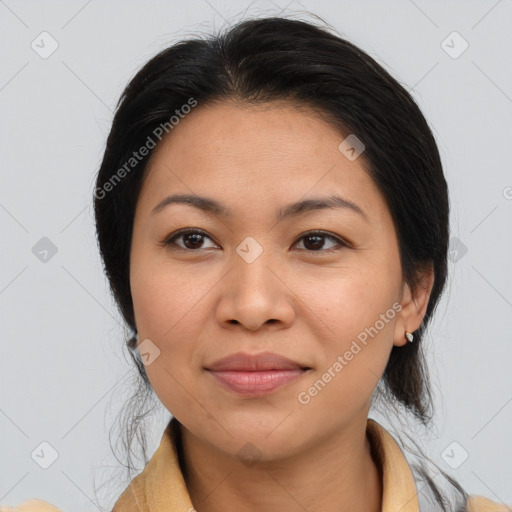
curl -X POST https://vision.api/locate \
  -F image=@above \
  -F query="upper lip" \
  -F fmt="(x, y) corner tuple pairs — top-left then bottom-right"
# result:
(206, 351), (310, 372)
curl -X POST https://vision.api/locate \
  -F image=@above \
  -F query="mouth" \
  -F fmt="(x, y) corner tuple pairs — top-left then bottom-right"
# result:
(205, 351), (312, 397)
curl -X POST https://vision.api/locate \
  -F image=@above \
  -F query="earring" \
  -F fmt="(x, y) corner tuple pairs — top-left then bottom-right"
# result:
(405, 331), (414, 343)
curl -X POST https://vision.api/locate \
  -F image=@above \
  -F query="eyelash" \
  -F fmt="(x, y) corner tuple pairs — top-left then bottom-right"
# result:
(160, 228), (349, 255)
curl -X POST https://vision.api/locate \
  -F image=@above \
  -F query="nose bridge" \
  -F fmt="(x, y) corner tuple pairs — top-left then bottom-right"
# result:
(232, 235), (278, 292)
(215, 234), (294, 329)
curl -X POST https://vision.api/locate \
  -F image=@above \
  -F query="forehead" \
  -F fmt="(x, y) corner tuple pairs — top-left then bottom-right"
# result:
(149, 100), (348, 165)
(137, 101), (387, 224)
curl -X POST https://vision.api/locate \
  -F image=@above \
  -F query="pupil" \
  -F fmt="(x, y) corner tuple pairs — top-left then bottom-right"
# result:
(185, 233), (203, 249)
(306, 235), (323, 250)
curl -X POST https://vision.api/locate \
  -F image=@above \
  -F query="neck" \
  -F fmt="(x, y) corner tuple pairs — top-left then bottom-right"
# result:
(178, 416), (383, 512)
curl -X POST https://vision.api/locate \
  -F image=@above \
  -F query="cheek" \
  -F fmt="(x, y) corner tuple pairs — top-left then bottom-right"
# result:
(298, 266), (397, 341)
(131, 273), (202, 374)
(130, 263), (210, 340)
(130, 266), (212, 415)
(295, 271), (397, 401)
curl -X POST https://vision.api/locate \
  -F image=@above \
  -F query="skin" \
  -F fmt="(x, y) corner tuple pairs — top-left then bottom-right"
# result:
(129, 100), (434, 512)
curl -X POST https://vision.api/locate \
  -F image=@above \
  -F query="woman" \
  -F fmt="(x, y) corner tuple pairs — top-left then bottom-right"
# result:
(3, 14), (510, 512)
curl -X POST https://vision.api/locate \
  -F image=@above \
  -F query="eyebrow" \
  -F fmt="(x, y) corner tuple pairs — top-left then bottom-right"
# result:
(151, 193), (369, 223)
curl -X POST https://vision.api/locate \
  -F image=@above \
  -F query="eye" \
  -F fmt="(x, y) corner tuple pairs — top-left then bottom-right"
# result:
(160, 229), (349, 254)
(161, 228), (219, 251)
(293, 231), (348, 254)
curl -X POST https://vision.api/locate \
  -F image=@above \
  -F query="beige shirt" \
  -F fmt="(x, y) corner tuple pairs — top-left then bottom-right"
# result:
(2, 419), (510, 511)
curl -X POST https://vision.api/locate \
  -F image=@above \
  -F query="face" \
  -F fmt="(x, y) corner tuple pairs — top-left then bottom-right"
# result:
(129, 101), (423, 461)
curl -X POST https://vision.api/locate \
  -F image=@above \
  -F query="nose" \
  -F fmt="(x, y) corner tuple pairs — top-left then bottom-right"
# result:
(215, 249), (296, 332)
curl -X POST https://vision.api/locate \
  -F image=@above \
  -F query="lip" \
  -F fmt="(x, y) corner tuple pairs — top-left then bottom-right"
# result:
(205, 352), (311, 397)
(206, 351), (309, 372)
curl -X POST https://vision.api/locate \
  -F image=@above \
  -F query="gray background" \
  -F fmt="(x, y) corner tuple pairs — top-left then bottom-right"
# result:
(1, 0), (511, 509)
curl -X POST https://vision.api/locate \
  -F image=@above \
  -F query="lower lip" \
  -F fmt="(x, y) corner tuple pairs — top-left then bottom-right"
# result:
(207, 369), (306, 397)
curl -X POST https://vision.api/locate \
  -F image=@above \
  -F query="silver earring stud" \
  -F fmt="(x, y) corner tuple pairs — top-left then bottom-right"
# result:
(405, 331), (414, 343)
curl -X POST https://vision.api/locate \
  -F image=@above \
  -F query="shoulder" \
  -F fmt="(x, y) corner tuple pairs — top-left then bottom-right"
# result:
(467, 495), (512, 512)
(0, 499), (62, 512)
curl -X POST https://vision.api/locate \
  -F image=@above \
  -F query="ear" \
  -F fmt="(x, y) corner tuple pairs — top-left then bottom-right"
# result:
(393, 264), (435, 347)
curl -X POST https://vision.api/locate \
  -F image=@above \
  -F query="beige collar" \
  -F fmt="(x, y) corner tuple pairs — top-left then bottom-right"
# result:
(113, 417), (421, 511)
(2, 420), (507, 511)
